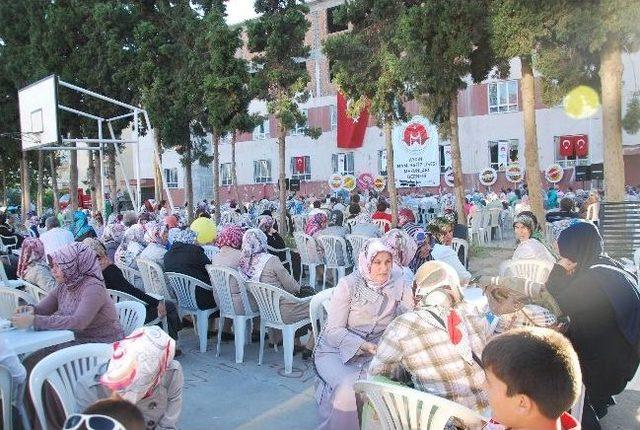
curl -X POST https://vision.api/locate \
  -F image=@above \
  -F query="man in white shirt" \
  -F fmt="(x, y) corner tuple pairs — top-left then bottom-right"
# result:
(39, 216), (74, 257)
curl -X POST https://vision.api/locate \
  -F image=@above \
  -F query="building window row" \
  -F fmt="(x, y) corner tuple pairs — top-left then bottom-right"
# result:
(488, 80), (519, 114)
(164, 168), (178, 188)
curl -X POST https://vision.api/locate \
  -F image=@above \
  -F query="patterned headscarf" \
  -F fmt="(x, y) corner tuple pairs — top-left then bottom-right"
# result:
(305, 213), (328, 236)
(443, 208), (459, 225)
(50, 242), (103, 291)
(354, 212), (373, 225)
(427, 217), (454, 243)
(17, 237), (45, 278)
(123, 224), (146, 247)
(513, 211), (537, 235)
(168, 228), (197, 245)
(215, 225), (245, 249)
(402, 222), (427, 246)
(257, 215), (275, 234)
(382, 229), (418, 267)
(357, 238), (394, 287)
(397, 208), (415, 227)
(102, 223), (126, 244)
(83, 237), (107, 259)
(71, 210), (92, 239)
(238, 229), (272, 280)
(414, 260), (462, 305)
(101, 326), (175, 403)
(144, 221), (168, 245)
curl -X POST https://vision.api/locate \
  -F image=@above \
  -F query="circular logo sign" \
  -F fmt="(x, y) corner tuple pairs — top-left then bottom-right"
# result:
(357, 173), (374, 191)
(328, 174), (343, 191)
(545, 164), (564, 183)
(373, 175), (386, 192)
(479, 168), (497, 186)
(444, 167), (455, 187)
(397, 115), (439, 153)
(342, 175), (356, 191)
(505, 163), (524, 183)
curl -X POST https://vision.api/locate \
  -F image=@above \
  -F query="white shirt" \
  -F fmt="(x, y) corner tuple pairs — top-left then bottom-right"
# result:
(308, 208), (325, 217)
(40, 227), (75, 257)
(431, 244), (472, 282)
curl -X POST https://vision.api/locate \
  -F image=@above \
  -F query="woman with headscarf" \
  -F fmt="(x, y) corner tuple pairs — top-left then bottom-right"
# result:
(138, 221), (169, 269)
(314, 238), (414, 430)
(402, 220), (435, 274)
(16, 237), (56, 292)
(258, 215), (302, 280)
(75, 326), (184, 430)
(514, 194), (531, 215)
(382, 228), (417, 285)
(546, 222), (640, 429)
(101, 221), (127, 263)
(90, 211), (105, 238)
(512, 211), (556, 264)
(163, 228), (217, 310)
(349, 211), (380, 238)
(70, 210), (97, 242)
(305, 212), (330, 260)
(427, 217), (472, 284)
(115, 224), (147, 270)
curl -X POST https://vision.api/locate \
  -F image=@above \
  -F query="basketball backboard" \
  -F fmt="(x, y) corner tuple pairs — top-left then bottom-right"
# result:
(18, 74), (59, 149)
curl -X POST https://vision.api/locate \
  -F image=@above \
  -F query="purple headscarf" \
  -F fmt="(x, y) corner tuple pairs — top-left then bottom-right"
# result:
(305, 213), (328, 236)
(215, 225), (245, 249)
(382, 228), (418, 267)
(50, 242), (103, 291)
(257, 215), (275, 234)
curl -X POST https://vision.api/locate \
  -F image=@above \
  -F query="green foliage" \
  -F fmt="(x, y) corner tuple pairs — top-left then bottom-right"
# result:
(623, 94), (640, 134)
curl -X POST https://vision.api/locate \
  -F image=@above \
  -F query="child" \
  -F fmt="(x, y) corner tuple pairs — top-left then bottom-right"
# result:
(482, 327), (582, 430)
(63, 398), (145, 430)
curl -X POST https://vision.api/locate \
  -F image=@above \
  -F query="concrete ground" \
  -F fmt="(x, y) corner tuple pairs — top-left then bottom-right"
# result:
(177, 244), (640, 430)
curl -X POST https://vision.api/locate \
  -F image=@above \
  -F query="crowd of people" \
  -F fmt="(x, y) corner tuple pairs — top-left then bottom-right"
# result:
(0, 183), (638, 430)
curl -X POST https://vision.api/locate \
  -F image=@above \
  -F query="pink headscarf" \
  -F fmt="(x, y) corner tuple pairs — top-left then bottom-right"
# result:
(215, 225), (245, 250)
(17, 237), (45, 278)
(50, 242), (103, 291)
(305, 213), (328, 236)
(358, 238), (394, 287)
(164, 215), (179, 229)
(382, 228), (418, 267)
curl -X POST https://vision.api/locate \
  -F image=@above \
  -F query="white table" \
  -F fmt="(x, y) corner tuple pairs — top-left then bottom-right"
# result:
(1, 329), (74, 355)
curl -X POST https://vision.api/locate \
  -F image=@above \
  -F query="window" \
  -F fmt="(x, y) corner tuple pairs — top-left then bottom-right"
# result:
(440, 145), (451, 173)
(488, 139), (519, 171)
(220, 163), (232, 186)
(488, 80), (518, 113)
(164, 168), (178, 188)
(332, 152), (355, 175)
(290, 156), (311, 181)
(378, 150), (387, 176)
(329, 105), (338, 130)
(253, 118), (270, 140)
(553, 136), (590, 167)
(291, 108), (308, 136)
(253, 159), (272, 183)
(327, 6), (348, 33)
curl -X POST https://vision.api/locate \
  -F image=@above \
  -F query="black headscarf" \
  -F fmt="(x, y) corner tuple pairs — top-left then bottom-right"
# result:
(558, 222), (640, 346)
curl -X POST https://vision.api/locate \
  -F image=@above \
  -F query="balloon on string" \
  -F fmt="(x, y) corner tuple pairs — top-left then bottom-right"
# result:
(563, 86), (599, 119)
(190, 217), (217, 245)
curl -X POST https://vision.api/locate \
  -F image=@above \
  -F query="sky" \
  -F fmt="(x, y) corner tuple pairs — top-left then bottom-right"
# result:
(226, 0), (259, 25)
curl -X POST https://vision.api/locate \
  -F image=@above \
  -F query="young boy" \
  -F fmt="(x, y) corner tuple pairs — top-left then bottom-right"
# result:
(482, 327), (582, 430)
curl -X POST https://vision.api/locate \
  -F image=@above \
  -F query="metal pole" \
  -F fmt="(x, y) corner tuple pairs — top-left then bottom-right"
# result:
(134, 109), (141, 209)
(98, 119), (106, 220)
(143, 110), (175, 213)
(108, 122), (137, 209)
(58, 80), (142, 111)
(61, 138), (138, 144)
(59, 105), (104, 121)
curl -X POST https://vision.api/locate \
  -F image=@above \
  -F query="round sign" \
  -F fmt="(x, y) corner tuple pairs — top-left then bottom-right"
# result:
(479, 168), (497, 186)
(398, 115), (439, 152)
(373, 175), (386, 192)
(342, 175), (357, 191)
(328, 174), (343, 191)
(357, 173), (374, 191)
(545, 164), (564, 183)
(444, 167), (455, 187)
(505, 163), (524, 183)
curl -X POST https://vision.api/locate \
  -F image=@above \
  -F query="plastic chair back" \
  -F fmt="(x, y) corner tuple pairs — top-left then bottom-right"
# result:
(373, 219), (391, 234)
(451, 238), (469, 267)
(203, 246), (219, 262)
(500, 259), (554, 284)
(293, 215), (306, 232)
(138, 258), (174, 301)
(107, 289), (142, 305)
(247, 282), (300, 326)
(165, 272), (212, 312)
(0, 365), (12, 430)
(586, 202), (599, 223)
(294, 232), (321, 265)
(309, 288), (334, 342)
(115, 263), (143, 290)
(318, 235), (350, 268)
(115, 301), (147, 336)
(206, 265), (255, 317)
(346, 234), (368, 265)
(29, 343), (112, 430)
(0, 287), (36, 319)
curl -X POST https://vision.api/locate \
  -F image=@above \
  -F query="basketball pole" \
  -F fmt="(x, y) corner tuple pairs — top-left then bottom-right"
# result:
(134, 108), (141, 210)
(98, 119), (106, 220)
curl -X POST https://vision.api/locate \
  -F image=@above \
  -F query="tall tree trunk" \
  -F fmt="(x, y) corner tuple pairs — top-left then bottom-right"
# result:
(153, 132), (164, 202)
(600, 37), (625, 202)
(449, 94), (467, 225)
(277, 125), (287, 235)
(520, 55), (545, 228)
(231, 132), (243, 212)
(21, 150), (30, 221)
(107, 148), (118, 212)
(88, 150), (97, 211)
(69, 142), (79, 212)
(212, 132), (221, 224)
(184, 145), (194, 223)
(50, 153), (59, 215)
(384, 119), (398, 227)
(37, 151), (44, 215)
(0, 167), (6, 207)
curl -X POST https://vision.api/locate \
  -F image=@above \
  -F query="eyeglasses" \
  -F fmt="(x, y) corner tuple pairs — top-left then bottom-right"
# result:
(63, 414), (126, 430)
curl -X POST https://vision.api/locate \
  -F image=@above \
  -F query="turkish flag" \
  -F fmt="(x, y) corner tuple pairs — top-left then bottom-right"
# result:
(559, 135), (575, 156)
(574, 134), (589, 156)
(337, 92), (369, 149)
(294, 156), (305, 173)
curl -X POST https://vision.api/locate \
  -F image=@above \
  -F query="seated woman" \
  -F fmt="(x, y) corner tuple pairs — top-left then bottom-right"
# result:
(258, 215), (301, 280)
(115, 224), (147, 269)
(76, 326), (183, 430)
(546, 222), (640, 428)
(305, 212), (329, 260)
(91, 211), (105, 238)
(382, 228), (417, 284)
(17, 237), (57, 292)
(163, 228), (217, 310)
(512, 211), (556, 264)
(84, 238), (181, 342)
(101, 219), (126, 263)
(348, 206), (380, 238)
(71, 210), (97, 242)
(316, 212), (350, 267)
(443, 208), (468, 241)
(314, 238), (414, 430)
(138, 221), (169, 269)
(427, 217), (472, 284)
(546, 197), (579, 223)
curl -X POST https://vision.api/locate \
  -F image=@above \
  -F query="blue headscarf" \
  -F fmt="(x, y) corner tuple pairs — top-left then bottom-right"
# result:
(71, 211), (93, 239)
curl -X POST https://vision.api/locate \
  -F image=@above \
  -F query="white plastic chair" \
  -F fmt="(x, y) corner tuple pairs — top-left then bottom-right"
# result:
(115, 262), (143, 290)
(480, 209), (492, 243)
(355, 380), (486, 430)
(247, 281), (312, 374)
(206, 265), (260, 363)
(293, 232), (324, 290)
(138, 258), (176, 303)
(468, 211), (486, 245)
(165, 272), (218, 353)
(346, 234), (368, 266)
(309, 288), (334, 343)
(107, 287), (167, 332)
(346, 218), (357, 232)
(0, 259), (24, 289)
(115, 301), (147, 337)
(318, 235), (352, 290)
(0, 287), (36, 319)
(488, 208), (503, 241)
(267, 245), (294, 275)
(451, 238), (469, 268)
(0, 236), (18, 254)
(372, 218), (391, 234)
(500, 259), (554, 284)
(29, 343), (112, 430)
(292, 215), (306, 232)
(0, 364), (13, 430)
(586, 202), (599, 225)
(634, 248), (640, 281)
(21, 281), (48, 302)
(202, 245), (219, 262)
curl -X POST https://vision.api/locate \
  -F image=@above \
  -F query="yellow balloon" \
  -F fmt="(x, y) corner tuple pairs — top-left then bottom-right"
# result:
(563, 86), (600, 119)
(190, 217), (217, 245)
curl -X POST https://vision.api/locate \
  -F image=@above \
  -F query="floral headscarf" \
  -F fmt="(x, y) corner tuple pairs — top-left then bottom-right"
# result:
(382, 229), (418, 267)
(50, 242), (103, 291)
(101, 326), (176, 403)
(17, 237), (45, 277)
(397, 208), (415, 227)
(215, 225), (245, 249)
(102, 223), (126, 244)
(144, 221), (168, 245)
(427, 217), (454, 243)
(257, 215), (275, 235)
(238, 229), (272, 281)
(305, 213), (328, 236)
(83, 237), (107, 259)
(123, 224), (146, 247)
(443, 209), (459, 225)
(357, 238), (394, 287)
(355, 212), (373, 225)
(168, 228), (197, 245)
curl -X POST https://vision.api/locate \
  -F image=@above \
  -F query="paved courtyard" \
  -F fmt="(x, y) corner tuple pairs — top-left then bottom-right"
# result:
(177, 245), (640, 429)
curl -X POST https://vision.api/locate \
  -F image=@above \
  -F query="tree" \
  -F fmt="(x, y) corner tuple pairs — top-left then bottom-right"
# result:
(398, 0), (498, 225)
(323, 0), (414, 226)
(247, 0), (320, 234)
